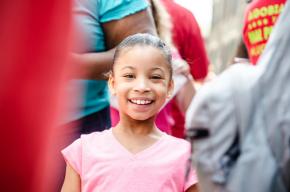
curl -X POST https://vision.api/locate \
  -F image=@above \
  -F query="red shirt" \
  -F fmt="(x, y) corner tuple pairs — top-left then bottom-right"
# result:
(243, 0), (286, 64)
(161, 0), (209, 138)
(161, 0), (209, 80)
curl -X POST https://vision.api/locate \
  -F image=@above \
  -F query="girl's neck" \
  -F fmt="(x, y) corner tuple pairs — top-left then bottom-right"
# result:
(115, 116), (160, 136)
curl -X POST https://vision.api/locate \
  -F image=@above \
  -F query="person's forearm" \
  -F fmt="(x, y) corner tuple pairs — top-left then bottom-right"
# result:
(72, 49), (115, 80)
(102, 8), (157, 49)
(231, 38), (249, 64)
(185, 184), (198, 192)
(71, 8), (157, 80)
(176, 77), (196, 113)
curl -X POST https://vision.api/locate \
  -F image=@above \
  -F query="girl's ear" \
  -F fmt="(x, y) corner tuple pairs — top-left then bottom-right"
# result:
(167, 79), (174, 99)
(108, 72), (116, 95)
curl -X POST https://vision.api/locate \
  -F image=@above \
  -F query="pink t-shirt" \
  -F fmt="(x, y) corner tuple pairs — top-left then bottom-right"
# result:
(62, 129), (197, 191)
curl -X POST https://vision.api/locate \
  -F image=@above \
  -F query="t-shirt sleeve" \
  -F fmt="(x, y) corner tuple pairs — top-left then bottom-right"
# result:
(176, 10), (209, 80)
(61, 138), (82, 175)
(99, 0), (149, 23)
(184, 166), (198, 190)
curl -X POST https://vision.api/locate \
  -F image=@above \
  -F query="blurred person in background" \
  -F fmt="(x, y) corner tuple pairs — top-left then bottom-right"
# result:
(234, 0), (287, 64)
(161, 0), (210, 138)
(0, 0), (72, 191)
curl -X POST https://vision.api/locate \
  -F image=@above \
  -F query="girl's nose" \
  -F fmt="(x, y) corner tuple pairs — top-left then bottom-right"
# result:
(133, 77), (151, 92)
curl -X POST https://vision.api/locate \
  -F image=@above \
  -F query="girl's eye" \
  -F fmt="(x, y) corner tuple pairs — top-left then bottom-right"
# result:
(151, 75), (163, 79)
(123, 74), (135, 79)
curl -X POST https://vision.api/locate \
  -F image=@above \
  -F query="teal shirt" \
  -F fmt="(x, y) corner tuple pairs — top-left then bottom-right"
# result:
(70, 0), (149, 121)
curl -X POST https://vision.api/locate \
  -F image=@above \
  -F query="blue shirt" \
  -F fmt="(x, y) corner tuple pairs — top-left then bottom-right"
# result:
(70, 0), (149, 121)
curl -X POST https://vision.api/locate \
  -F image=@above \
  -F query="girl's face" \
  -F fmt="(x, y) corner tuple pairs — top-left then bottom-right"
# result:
(109, 45), (173, 121)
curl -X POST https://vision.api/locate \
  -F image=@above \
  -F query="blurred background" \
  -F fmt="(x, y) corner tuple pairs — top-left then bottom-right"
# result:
(176, 0), (247, 73)
(0, 0), (251, 191)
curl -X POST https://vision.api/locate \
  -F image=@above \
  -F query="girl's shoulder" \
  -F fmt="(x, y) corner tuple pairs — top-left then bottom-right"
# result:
(164, 133), (190, 144)
(162, 133), (191, 151)
(80, 128), (112, 146)
(81, 128), (111, 139)
(61, 129), (114, 175)
(155, 134), (192, 162)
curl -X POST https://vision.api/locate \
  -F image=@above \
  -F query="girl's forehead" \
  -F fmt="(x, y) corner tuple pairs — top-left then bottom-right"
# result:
(120, 45), (161, 54)
(117, 46), (167, 62)
(113, 45), (172, 78)
(115, 47), (169, 71)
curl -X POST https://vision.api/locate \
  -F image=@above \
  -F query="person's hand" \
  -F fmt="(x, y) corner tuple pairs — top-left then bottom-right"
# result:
(173, 57), (193, 81)
(204, 70), (216, 82)
(69, 49), (115, 79)
(233, 57), (250, 64)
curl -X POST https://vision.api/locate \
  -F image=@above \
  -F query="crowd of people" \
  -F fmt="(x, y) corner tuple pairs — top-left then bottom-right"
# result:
(63, 0), (285, 191)
(1, 0), (289, 191)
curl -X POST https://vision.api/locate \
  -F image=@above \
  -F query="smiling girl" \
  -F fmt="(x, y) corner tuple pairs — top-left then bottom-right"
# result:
(61, 33), (198, 192)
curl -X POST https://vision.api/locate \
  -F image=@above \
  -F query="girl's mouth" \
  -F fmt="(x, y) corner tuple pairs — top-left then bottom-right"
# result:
(129, 99), (154, 105)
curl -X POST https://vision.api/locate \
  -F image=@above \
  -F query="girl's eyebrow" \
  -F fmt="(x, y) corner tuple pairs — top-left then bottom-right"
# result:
(151, 67), (165, 72)
(120, 66), (135, 71)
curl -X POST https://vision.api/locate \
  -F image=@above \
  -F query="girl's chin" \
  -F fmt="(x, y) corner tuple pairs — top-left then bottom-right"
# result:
(128, 114), (155, 121)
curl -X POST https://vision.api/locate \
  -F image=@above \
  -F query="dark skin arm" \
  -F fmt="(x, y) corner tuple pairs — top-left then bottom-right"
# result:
(232, 0), (254, 64)
(231, 37), (249, 64)
(102, 8), (156, 49)
(231, 0), (254, 64)
(73, 8), (157, 79)
(235, 37), (248, 59)
(185, 184), (198, 192)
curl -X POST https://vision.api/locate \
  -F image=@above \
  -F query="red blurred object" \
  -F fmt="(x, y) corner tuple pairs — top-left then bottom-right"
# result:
(161, 0), (210, 138)
(0, 0), (73, 191)
(242, 0), (286, 64)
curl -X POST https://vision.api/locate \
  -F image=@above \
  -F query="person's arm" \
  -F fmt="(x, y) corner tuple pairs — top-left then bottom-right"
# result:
(175, 76), (196, 113)
(74, 8), (157, 80)
(71, 49), (115, 79)
(185, 184), (198, 192)
(102, 8), (157, 49)
(177, 11), (209, 81)
(231, 37), (249, 64)
(61, 163), (81, 192)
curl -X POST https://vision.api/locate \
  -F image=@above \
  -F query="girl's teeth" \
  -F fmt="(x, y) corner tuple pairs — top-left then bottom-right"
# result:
(131, 99), (151, 105)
